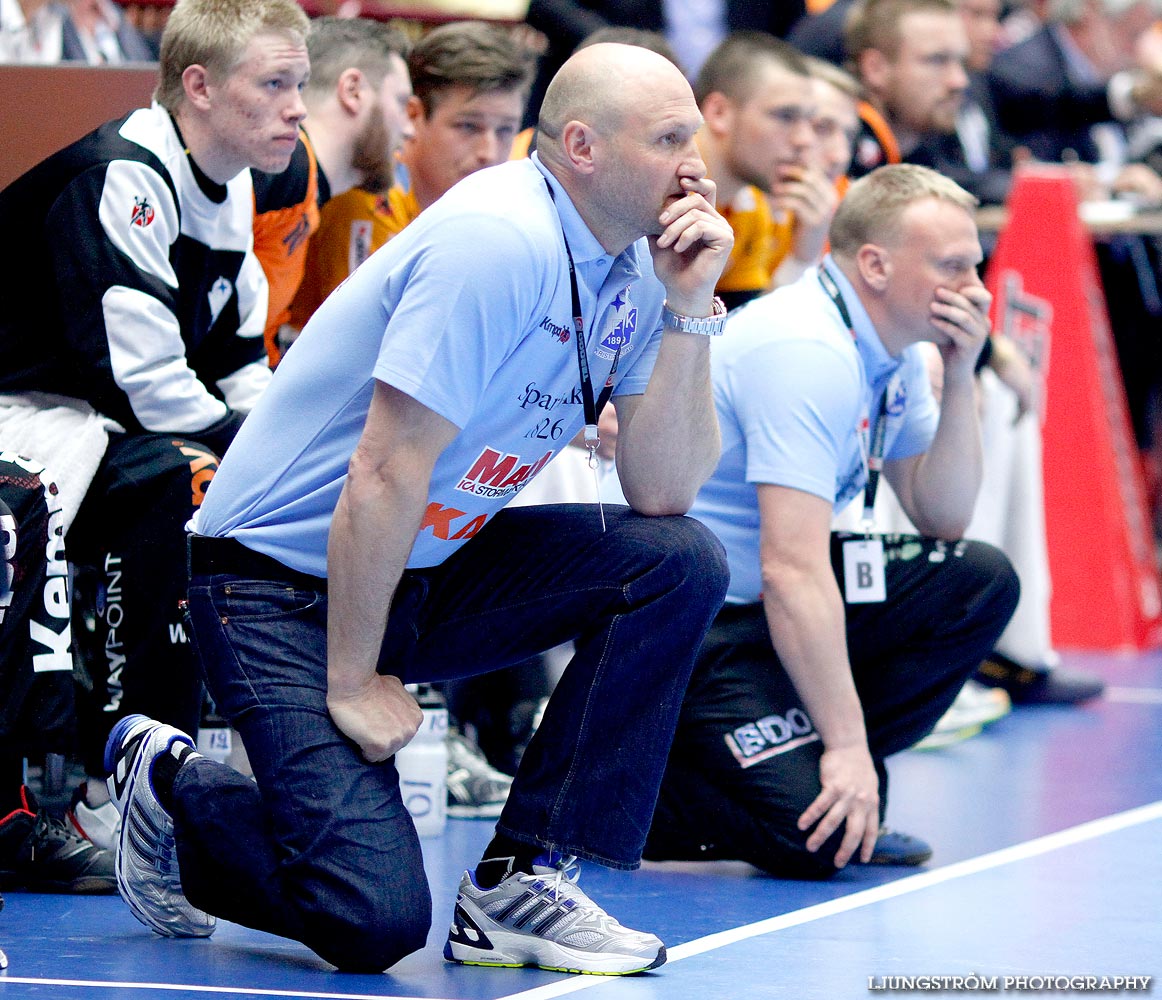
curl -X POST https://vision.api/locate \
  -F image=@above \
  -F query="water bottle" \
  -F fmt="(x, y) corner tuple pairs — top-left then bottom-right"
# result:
(196, 716), (233, 764)
(395, 705), (448, 837)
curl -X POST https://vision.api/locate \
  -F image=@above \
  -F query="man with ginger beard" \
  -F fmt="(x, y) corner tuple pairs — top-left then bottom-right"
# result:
(847, 0), (971, 177)
(252, 15), (413, 365)
(287, 20), (534, 334)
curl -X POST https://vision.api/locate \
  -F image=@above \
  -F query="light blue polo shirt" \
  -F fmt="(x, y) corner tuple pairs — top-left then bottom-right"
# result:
(691, 260), (939, 604)
(194, 154), (666, 575)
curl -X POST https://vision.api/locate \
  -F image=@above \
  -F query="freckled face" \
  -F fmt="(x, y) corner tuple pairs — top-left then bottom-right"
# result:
(204, 30), (309, 179)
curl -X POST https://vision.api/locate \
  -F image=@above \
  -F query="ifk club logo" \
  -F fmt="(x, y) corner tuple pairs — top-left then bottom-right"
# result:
(598, 289), (636, 361)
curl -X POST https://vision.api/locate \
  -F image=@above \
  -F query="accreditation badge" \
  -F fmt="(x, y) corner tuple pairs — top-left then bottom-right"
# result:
(843, 537), (886, 604)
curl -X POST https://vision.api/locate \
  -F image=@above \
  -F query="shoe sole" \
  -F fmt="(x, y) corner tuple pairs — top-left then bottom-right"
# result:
(447, 803), (507, 819)
(913, 724), (983, 750)
(933, 703), (1011, 732)
(866, 847), (933, 866)
(0, 873), (117, 894)
(444, 931), (666, 975)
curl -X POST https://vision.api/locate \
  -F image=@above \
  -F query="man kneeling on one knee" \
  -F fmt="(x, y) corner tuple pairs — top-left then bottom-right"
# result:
(645, 163), (1020, 879)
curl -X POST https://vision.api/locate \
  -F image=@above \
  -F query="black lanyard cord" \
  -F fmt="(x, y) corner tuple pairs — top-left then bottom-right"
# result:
(818, 266), (889, 523)
(546, 178), (620, 454)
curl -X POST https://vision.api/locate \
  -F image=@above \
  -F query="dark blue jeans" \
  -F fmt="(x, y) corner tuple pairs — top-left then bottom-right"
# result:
(70, 433), (218, 775)
(179, 504), (728, 971)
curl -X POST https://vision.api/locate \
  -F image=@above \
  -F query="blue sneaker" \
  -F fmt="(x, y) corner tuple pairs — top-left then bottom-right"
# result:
(867, 827), (932, 866)
(105, 714), (216, 938)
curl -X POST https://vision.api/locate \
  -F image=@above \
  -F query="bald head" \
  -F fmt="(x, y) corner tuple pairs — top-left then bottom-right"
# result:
(534, 41), (706, 254)
(538, 42), (691, 145)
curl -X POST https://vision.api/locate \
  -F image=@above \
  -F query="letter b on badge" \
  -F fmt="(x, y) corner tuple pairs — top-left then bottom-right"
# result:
(843, 538), (886, 603)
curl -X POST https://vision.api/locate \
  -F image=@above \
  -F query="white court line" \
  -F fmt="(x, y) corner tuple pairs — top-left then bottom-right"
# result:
(0, 978), (449, 1000)
(500, 799), (1162, 1000)
(1105, 686), (1162, 704)
(3, 802), (1159, 1000)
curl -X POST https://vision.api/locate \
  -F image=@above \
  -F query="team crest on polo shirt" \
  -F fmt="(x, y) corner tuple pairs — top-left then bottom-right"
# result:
(597, 288), (636, 361)
(855, 136), (885, 173)
(207, 276), (234, 326)
(885, 373), (907, 416)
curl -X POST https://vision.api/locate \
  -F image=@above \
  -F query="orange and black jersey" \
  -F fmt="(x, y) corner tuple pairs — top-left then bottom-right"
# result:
(252, 130), (331, 366)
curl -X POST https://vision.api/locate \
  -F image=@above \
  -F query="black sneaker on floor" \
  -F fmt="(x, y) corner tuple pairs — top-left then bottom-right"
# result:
(0, 785), (117, 894)
(976, 656), (1105, 705)
(866, 827), (933, 866)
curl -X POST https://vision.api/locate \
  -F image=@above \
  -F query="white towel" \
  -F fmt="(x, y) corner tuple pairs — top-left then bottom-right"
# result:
(0, 393), (122, 534)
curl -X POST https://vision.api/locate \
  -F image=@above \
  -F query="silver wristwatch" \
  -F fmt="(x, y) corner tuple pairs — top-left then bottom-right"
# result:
(662, 296), (728, 336)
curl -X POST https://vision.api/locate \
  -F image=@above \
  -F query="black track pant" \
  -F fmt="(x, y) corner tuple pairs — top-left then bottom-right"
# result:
(644, 533), (1019, 880)
(0, 453), (74, 761)
(69, 433), (218, 775)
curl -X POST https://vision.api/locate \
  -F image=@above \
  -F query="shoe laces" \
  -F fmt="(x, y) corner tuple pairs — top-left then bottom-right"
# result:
(30, 809), (92, 860)
(526, 854), (580, 902)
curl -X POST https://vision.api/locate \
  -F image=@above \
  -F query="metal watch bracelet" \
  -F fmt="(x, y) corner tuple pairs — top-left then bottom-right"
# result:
(661, 296), (728, 336)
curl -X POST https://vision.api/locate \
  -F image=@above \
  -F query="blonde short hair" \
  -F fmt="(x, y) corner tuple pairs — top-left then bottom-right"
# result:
(829, 163), (978, 257)
(805, 56), (862, 102)
(156, 0), (310, 113)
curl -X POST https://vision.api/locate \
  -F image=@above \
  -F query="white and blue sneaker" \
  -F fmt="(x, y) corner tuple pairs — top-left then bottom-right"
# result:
(444, 853), (666, 975)
(104, 714), (216, 938)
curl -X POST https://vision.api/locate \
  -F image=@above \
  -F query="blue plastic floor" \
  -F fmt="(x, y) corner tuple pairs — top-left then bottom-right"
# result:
(1, 650), (1159, 1000)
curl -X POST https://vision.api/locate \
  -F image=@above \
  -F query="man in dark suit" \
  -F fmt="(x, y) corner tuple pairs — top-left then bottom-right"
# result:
(60, 0), (156, 63)
(986, 0), (1162, 452)
(987, 0), (1162, 163)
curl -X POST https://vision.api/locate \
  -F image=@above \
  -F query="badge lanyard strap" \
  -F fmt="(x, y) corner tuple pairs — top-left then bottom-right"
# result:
(546, 179), (622, 529)
(818, 266), (889, 532)
(546, 179), (622, 462)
